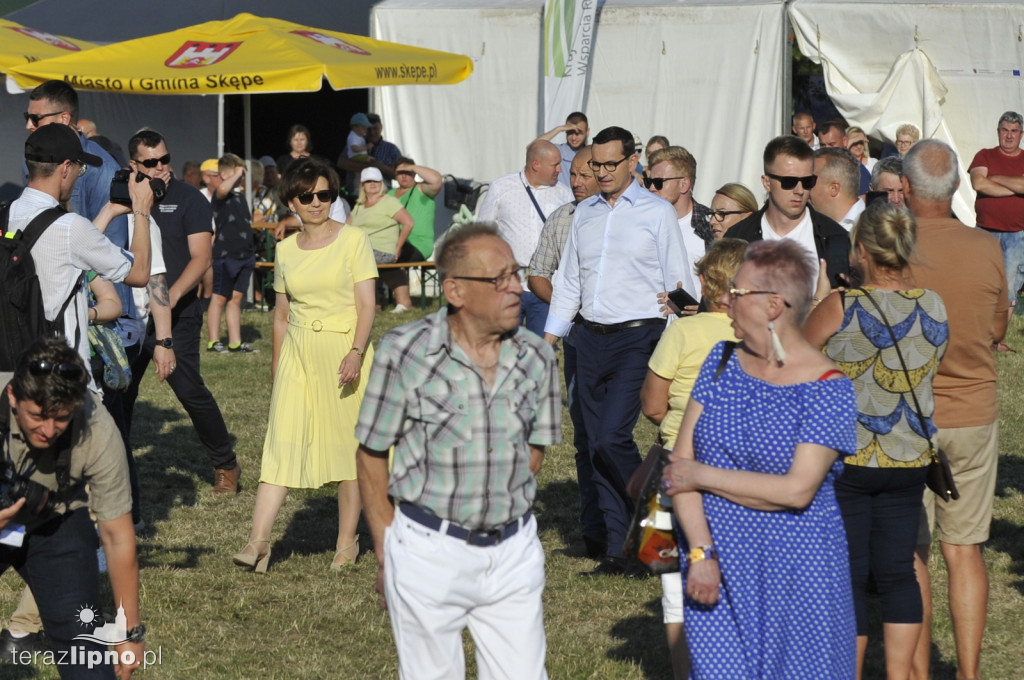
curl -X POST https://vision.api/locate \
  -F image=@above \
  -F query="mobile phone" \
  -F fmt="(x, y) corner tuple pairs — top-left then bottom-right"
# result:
(667, 288), (700, 316)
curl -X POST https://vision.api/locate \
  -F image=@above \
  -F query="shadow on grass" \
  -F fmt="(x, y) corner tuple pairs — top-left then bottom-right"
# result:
(996, 450), (1024, 497)
(137, 541), (214, 570)
(534, 479), (584, 549)
(607, 597), (673, 679)
(240, 320), (266, 345)
(272, 494), (372, 565)
(989, 517), (1024, 595)
(0, 665), (40, 678)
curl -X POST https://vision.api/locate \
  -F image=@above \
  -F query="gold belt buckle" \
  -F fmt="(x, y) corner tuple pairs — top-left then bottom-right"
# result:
(311, 320), (324, 332)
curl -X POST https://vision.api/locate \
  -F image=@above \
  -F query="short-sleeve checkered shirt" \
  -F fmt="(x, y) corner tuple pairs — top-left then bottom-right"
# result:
(355, 308), (562, 529)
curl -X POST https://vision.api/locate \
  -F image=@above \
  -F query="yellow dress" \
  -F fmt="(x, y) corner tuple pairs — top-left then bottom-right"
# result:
(260, 227), (378, 487)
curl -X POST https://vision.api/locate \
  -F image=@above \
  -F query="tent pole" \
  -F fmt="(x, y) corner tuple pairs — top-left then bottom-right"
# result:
(244, 93), (254, 305)
(217, 94), (225, 157)
(782, 1), (793, 136)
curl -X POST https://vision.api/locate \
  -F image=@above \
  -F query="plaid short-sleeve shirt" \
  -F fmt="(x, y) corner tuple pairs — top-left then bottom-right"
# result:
(355, 308), (562, 529)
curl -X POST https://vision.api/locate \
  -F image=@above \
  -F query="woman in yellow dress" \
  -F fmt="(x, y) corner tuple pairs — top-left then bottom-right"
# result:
(234, 158), (377, 572)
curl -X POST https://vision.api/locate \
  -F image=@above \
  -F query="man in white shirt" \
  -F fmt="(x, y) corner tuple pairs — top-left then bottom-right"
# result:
(477, 139), (573, 335)
(545, 126), (691, 577)
(644, 146), (714, 298)
(725, 136), (850, 289)
(6, 125), (152, 380)
(793, 112), (820, 150)
(810, 147), (866, 231)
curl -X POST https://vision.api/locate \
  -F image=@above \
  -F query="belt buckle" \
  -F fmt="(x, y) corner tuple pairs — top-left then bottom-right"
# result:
(311, 319), (324, 332)
(468, 528), (502, 546)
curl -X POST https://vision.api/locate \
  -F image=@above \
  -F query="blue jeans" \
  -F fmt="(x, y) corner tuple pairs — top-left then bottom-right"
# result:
(981, 227), (1024, 303)
(519, 291), (549, 337)
(0, 509), (114, 678)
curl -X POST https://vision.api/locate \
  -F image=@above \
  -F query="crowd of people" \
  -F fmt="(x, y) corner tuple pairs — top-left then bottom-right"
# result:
(0, 74), (1017, 680)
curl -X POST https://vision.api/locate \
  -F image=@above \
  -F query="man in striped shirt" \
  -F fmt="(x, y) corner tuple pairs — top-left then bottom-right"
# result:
(357, 223), (561, 680)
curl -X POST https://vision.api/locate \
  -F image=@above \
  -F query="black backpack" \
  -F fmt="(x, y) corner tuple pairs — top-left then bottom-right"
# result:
(0, 202), (78, 372)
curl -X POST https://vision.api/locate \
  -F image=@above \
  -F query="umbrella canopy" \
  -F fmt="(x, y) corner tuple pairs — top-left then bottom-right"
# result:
(4, 12), (473, 94)
(0, 19), (96, 74)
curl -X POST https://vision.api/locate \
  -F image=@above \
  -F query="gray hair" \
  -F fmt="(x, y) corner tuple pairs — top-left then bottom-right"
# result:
(903, 139), (959, 202)
(870, 156), (903, 188)
(814, 147), (860, 198)
(436, 222), (502, 281)
(895, 123), (920, 143)
(999, 111), (1023, 128)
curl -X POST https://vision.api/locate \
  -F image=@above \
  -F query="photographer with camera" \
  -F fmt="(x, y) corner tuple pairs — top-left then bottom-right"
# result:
(0, 338), (144, 679)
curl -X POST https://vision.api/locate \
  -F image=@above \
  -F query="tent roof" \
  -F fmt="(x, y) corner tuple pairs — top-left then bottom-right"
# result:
(4, 0), (375, 42)
(375, 0), (780, 7)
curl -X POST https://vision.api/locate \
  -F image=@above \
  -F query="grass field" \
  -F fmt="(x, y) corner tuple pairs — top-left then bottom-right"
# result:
(3, 303), (1024, 679)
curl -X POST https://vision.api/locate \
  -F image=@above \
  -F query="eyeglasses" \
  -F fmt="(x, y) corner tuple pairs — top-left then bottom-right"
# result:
(587, 156), (631, 173)
(643, 176), (686, 190)
(27, 360), (85, 381)
(728, 286), (792, 308)
(296, 189), (337, 205)
(23, 111), (64, 126)
(895, 139), (914, 147)
(136, 153), (171, 169)
(452, 266), (526, 292)
(709, 209), (746, 222)
(765, 173), (817, 190)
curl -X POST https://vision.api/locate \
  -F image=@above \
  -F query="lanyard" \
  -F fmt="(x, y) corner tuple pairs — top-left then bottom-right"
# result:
(521, 175), (548, 223)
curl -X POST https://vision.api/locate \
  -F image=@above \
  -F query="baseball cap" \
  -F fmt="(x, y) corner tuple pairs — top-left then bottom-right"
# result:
(200, 158), (219, 173)
(350, 113), (371, 127)
(24, 124), (101, 167)
(258, 155), (277, 169)
(361, 167), (383, 183)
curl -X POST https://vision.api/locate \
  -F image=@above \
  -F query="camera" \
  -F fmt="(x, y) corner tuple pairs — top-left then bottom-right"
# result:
(110, 169), (166, 207)
(0, 460), (61, 526)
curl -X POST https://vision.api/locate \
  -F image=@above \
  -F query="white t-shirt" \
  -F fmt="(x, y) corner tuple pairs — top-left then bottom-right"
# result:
(677, 211), (705, 299)
(761, 208), (820, 280)
(127, 213), (167, 325)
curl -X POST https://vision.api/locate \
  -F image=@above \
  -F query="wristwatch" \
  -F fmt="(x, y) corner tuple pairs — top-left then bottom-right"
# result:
(126, 624), (146, 643)
(687, 545), (718, 565)
(156, 337), (174, 349)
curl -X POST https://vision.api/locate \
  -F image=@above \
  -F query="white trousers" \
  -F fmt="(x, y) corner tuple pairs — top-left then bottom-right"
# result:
(384, 506), (548, 680)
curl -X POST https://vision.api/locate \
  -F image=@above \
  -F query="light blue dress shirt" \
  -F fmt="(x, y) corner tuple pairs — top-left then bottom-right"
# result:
(545, 180), (694, 337)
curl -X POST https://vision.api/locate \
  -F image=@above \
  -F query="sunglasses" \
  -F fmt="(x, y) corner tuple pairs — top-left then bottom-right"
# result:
(728, 285), (792, 308)
(296, 189), (337, 205)
(28, 360), (85, 381)
(23, 111), (64, 126)
(643, 176), (686, 190)
(136, 153), (171, 169)
(766, 173), (817, 190)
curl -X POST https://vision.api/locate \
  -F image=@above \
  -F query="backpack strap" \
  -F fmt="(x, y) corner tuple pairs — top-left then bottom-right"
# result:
(15, 206), (67, 250)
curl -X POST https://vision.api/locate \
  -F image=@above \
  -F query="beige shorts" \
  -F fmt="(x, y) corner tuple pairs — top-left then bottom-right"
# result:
(918, 421), (999, 546)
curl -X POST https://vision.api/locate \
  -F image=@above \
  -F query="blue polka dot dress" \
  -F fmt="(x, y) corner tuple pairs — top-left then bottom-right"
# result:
(682, 342), (858, 679)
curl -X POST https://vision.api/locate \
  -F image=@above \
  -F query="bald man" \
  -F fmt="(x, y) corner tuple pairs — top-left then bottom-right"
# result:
(477, 139), (573, 335)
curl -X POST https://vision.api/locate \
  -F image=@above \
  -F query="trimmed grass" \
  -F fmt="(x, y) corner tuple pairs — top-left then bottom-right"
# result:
(3, 304), (1024, 679)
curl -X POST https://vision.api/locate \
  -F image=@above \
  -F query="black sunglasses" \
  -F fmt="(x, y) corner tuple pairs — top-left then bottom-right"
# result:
(296, 189), (337, 205)
(28, 360), (85, 381)
(643, 176), (686, 190)
(136, 153), (171, 169)
(766, 173), (817, 190)
(23, 111), (64, 126)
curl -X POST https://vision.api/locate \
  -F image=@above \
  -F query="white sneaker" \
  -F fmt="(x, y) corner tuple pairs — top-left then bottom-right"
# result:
(390, 304), (411, 314)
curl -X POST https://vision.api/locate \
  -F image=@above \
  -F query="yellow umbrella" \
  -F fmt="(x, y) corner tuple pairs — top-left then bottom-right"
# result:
(4, 12), (472, 94)
(0, 19), (96, 73)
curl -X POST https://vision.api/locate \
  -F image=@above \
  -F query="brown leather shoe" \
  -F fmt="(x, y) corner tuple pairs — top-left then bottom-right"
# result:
(212, 465), (241, 494)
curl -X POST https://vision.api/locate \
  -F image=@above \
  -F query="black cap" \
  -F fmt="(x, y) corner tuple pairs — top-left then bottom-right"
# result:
(25, 124), (102, 167)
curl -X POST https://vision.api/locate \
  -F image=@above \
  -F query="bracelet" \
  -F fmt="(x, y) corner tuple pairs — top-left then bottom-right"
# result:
(687, 545), (718, 565)
(133, 211), (149, 219)
(350, 347), (365, 357)
(88, 307), (97, 324)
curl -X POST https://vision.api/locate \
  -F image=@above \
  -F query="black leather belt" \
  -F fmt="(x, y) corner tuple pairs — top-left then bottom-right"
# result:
(398, 502), (530, 547)
(579, 317), (664, 335)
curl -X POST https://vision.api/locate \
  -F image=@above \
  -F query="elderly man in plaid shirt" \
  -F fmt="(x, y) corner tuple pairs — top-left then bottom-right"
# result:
(357, 223), (562, 680)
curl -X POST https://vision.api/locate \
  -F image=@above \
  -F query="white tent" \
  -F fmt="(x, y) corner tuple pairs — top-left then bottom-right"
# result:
(371, 0), (789, 207)
(789, 0), (1024, 224)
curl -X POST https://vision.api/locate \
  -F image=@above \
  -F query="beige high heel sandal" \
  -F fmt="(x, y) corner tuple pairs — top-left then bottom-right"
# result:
(330, 539), (359, 571)
(233, 539), (271, 573)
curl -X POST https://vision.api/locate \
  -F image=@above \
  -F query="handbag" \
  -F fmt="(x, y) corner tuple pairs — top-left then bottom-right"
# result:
(856, 289), (959, 502)
(623, 443), (679, 574)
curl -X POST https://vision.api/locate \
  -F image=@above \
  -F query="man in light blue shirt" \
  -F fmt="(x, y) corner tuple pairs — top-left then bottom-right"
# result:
(545, 126), (692, 577)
